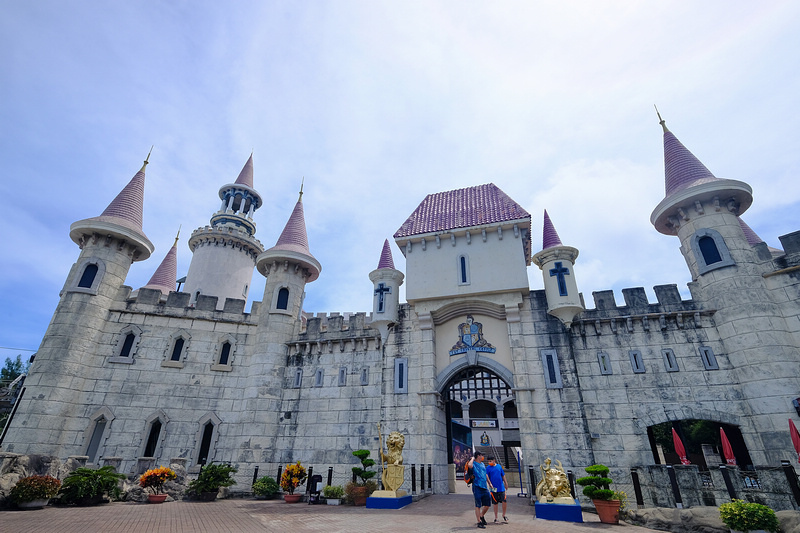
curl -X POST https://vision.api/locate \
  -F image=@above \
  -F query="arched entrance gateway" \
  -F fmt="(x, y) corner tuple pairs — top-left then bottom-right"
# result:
(443, 366), (519, 479)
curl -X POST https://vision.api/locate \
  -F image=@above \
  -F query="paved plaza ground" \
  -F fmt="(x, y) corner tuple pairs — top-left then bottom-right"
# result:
(1, 491), (654, 533)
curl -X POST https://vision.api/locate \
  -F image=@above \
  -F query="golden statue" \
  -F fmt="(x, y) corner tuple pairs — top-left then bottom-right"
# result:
(535, 458), (574, 504)
(374, 423), (407, 497)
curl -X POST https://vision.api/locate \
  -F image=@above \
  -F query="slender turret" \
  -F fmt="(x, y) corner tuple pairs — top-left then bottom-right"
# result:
(369, 239), (404, 342)
(183, 155), (264, 308)
(141, 230), (180, 296)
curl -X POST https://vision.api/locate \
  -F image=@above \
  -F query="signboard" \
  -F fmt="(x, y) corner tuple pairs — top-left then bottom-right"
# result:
(471, 420), (497, 428)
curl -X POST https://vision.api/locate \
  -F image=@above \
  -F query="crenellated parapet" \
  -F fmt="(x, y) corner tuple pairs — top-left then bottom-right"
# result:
(291, 312), (381, 355)
(572, 284), (713, 336)
(187, 224), (264, 260)
(118, 287), (259, 324)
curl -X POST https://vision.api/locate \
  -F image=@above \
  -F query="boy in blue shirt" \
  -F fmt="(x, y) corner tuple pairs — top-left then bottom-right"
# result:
(486, 456), (509, 523)
(466, 451), (493, 528)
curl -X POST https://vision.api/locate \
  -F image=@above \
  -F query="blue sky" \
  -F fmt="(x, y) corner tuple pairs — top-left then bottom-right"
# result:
(1, 1), (799, 363)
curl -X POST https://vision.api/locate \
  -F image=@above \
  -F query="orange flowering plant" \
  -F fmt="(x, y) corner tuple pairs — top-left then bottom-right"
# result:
(280, 462), (307, 494)
(10, 475), (61, 503)
(139, 466), (177, 495)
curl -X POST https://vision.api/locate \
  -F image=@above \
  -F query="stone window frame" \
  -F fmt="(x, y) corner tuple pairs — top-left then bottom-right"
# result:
(292, 367), (303, 388)
(597, 352), (613, 375)
(457, 254), (471, 286)
(629, 350), (646, 374)
(540, 349), (563, 389)
(394, 357), (409, 393)
(360, 366), (369, 386)
(82, 406), (115, 465)
(270, 285), (294, 316)
(211, 334), (237, 372)
(699, 346), (719, 370)
(109, 325), (143, 364)
(314, 368), (324, 387)
(338, 366), (347, 387)
(662, 348), (680, 372)
(138, 410), (169, 463)
(191, 412), (222, 472)
(691, 228), (735, 275)
(67, 258), (107, 295)
(161, 329), (191, 369)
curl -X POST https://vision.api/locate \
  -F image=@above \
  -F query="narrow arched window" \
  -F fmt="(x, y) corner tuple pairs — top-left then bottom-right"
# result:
(219, 342), (231, 366)
(86, 417), (107, 463)
(197, 421), (214, 466)
(698, 236), (722, 265)
(78, 264), (99, 288)
(143, 419), (162, 457)
(277, 288), (289, 310)
(170, 338), (185, 362)
(120, 333), (136, 358)
(460, 257), (467, 283)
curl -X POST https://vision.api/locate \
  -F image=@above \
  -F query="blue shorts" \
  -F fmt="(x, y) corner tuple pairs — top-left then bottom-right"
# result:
(473, 486), (492, 507)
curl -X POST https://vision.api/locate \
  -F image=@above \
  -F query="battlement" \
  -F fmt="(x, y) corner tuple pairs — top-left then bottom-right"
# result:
(117, 287), (259, 324)
(292, 311), (381, 354)
(187, 224), (264, 256)
(300, 311), (375, 334)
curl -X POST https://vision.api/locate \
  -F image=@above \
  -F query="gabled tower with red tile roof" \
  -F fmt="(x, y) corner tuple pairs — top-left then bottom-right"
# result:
(183, 154), (264, 308)
(531, 210), (584, 328)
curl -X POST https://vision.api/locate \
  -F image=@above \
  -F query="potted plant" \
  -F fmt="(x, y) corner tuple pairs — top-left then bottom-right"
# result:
(252, 475), (280, 499)
(323, 484), (344, 505)
(719, 499), (780, 533)
(58, 466), (125, 506)
(346, 449), (377, 506)
(9, 475), (61, 509)
(187, 462), (237, 501)
(139, 466), (177, 503)
(280, 462), (307, 503)
(576, 464), (620, 524)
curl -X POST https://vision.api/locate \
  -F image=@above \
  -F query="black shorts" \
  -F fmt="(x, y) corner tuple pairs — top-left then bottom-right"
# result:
(492, 490), (506, 503)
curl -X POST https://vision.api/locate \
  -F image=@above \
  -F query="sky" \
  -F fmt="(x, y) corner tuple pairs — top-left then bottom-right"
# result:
(1, 1), (799, 364)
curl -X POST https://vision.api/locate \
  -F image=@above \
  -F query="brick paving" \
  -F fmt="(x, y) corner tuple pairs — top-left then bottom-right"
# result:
(1, 493), (655, 533)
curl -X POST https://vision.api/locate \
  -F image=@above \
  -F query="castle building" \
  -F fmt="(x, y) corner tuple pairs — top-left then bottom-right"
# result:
(2, 120), (799, 497)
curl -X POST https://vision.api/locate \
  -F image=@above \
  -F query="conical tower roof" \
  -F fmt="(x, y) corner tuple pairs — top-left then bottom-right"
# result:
(142, 234), (178, 294)
(738, 217), (763, 246)
(234, 154), (254, 189)
(377, 239), (395, 269)
(257, 190), (321, 282)
(542, 210), (563, 250)
(663, 130), (721, 197)
(69, 157), (154, 261)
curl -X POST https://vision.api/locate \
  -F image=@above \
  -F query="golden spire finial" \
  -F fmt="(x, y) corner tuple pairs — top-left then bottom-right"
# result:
(654, 105), (669, 133)
(173, 225), (181, 247)
(298, 177), (304, 202)
(140, 145), (154, 172)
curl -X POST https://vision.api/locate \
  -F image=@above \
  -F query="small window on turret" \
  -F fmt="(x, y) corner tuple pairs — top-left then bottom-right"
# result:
(277, 288), (290, 310)
(691, 228), (735, 275)
(458, 255), (470, 285)
(698, 236), (721, 264)
(78, 264), (99, 288)
(120, 334), (136, 357)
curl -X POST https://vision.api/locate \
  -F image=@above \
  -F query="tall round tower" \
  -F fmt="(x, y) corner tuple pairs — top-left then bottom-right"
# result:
(368, 239), (404, 342)
(531, 210), (583, 328)
(183, 155), (264, 308)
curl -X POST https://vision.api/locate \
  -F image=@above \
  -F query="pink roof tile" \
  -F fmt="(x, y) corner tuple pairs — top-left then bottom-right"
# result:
(268, 199), (313, 256)
(542, 210), (563, 250)
(394, 183), (530, 238)
(234, 154), (254, 188)
(377, 239), (395, 269)
(142, 238), (178, 294)
(738, 217), (763, 246)
(663, 131), (721, 197)
(100, 164), (146, 230)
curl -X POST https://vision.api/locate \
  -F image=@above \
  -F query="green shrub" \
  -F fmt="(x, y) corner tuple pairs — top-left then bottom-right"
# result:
(351, 449), (376, 485)
(187, 462), (238, 495)
(576, 464), (615, 501)
(10, 475), (61, 503)
(58, 466), (125, 505)
(719, 499), (779, 533)
(322, 485), (344, 499)
(252, 476), (279, 499)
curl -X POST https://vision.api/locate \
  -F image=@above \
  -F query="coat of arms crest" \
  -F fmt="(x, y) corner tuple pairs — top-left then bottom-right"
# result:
(449, 315), (496, 356)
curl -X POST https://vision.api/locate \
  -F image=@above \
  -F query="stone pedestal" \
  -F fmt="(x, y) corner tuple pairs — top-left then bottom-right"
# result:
(366, 492), (413, 509)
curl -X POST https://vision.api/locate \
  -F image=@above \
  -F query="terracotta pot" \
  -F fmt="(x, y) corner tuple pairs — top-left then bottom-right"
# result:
(284, 493), (303, 503)
(593, 499), (621, 524)
(148, 494), (168, 504)
(17, 498), (50, 509)
(351, 486), (368, 506)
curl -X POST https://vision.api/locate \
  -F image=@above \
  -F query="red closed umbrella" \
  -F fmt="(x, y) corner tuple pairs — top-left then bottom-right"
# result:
(672, 428), (691, 465)
(790, 419), (800, 464)
(720, 427), (736, 465)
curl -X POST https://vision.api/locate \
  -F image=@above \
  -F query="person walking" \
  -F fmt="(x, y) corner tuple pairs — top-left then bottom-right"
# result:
(486, 456), (509, 524)
(466, 451), (493, 528)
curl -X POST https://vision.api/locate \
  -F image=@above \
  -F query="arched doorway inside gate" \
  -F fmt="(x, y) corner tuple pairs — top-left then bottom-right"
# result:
(444, 366), (517, 478)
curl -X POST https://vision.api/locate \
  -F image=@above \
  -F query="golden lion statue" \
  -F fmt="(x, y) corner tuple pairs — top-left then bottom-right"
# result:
(535, 458), (573, 503)
(380, 431), (405, 465)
